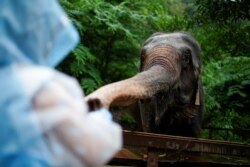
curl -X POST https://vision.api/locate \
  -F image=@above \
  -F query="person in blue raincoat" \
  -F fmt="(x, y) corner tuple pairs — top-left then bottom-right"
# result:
(0, 0), (122, 166)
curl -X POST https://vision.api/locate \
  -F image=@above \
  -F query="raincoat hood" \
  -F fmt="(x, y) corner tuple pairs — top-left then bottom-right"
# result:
(0, 0), (79, 67)
(0, 1), (122, 166)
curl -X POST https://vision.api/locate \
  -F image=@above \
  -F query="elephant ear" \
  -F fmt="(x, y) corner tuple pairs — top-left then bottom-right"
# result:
(180, 45), (201, 80)
(181, 32), (201, 76)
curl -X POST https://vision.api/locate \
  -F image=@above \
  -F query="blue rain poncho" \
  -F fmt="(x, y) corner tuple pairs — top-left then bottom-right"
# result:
(0, 0), (122, 167)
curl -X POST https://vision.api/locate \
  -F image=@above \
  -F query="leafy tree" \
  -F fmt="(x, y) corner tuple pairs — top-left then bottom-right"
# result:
(195, 0), (250, 23)
(192, 0), (250, 142)
(202, 57), (250, 142)
(59, 0), (151, 93)
(190, 21), (250, 64)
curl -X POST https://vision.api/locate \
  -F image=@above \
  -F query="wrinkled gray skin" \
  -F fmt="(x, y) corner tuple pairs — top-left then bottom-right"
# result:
(85, 32), (204, 137)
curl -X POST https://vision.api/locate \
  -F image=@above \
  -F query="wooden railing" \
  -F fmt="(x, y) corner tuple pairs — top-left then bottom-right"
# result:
(109, 130), (250, 167)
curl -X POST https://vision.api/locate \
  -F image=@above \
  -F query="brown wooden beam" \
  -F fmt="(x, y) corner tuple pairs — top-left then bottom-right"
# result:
(123, 130), (250, 157)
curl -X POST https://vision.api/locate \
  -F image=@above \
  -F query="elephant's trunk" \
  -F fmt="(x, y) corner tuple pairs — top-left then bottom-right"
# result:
(85, 46), (181, 108)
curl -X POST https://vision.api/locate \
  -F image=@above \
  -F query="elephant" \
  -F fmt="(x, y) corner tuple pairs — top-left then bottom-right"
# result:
(85, 32), (204, 137)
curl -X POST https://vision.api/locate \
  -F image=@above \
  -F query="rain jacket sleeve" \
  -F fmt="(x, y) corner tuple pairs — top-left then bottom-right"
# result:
(0, 0), (122, 166)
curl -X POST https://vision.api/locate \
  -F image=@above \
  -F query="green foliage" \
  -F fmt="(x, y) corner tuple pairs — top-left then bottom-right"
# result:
(136, 0), (189, 32)
(195, 0), (250, 23)
(192, 0), (250, 142)
(192, 21), (250, 64)
(121, 113), (136, 125)
(57, 42), (103, 94)
(59, 0), (155, 91)
(202, 57), (250, 142)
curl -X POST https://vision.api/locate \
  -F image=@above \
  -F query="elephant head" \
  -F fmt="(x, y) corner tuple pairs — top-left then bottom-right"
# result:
(85, 32), (204, 137)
